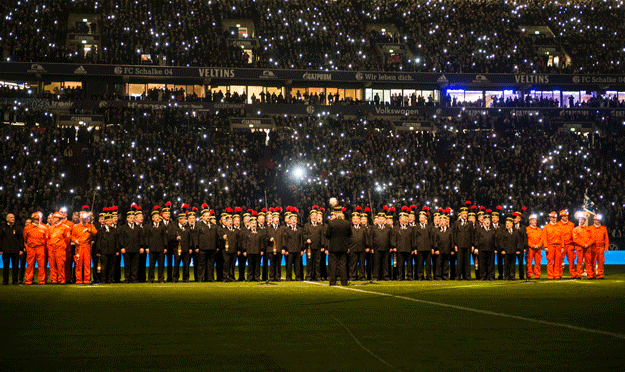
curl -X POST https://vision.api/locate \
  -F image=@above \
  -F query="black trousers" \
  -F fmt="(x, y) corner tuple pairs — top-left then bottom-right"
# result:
(516, 251), (525, 279)
(504, 252), (517, 279)
(472, 252), (480, 279)
(395, 251), (412, 280)
(305, 249), (322, 280)
(123, 252), (140, 283)
(173, 251), (191, 282)
(365, 251), (373, 280)
(138, 252), (147, 282)
(148, 251), (165, 282)
(247, 254), (261, 281)
(18, 252), (27, 283)
(456, 247), (471, 280)
(329, 251), (348, 285)
(114, 252), (122, 283)
(496, 252), (505, 279)
(320, 251), (328, 280)
(349, 251), (366, 280)
(100, 254), (117, 284)
(215, 249), (224, 281)
(435, 253), (451, 280)
(479, 251), (495, 280)
(197, 250), (216, 282)
(449, 252), (457, 279)
(373, 250), (390, 280)
(237, 253), (247, 281)
(191, 251), (198, 282)
(285, 252), (302, 280)
(222, 252), (236, 281)
(431, 252), (439, 278)
(268, 252), (282, 281)
(261, 253), (269, 281)
(2, 253), (19, 284)
(416, 250), (432, 280)
(91, 254), (100, 284)
(165, 250), (175, 282)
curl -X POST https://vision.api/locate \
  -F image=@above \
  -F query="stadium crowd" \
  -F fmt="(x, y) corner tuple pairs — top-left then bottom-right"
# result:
(2, 0), (625, 73)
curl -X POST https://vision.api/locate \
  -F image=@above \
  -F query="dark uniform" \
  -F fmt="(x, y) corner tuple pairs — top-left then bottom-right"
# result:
(491, 220), (504, 279)
(514, 221), (527, 280)
(499, 226), (523, 280)
(245, 227), (265, 281)
(1, 221), (24, 285)
(371, 221), (392, 281)
(303, 219), (323, 281)
(434, 222), (454, 280)
(475, 225), (496, 280)
(197, 218), (219, 282)
(118, 221), (142, 283)
(136, 221), (147, 283)
(452, 218), (474, 280)
(325, 214), (352, 286)
(284, 222), (304, 281)
(147, 220), (168, 283)
(414, 222), (434, 280)
(222, 226), (239, 282)
(393, 223), (414, 280)
(171, 221), (192, 283)
(97, 222), (118, 284)
(349, 224), (367, 281)
(162, 219), (178, 282)
(266, 221), (285, 281)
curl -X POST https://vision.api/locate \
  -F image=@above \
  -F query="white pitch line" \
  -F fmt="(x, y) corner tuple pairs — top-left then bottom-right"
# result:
(330, 315), (400, 371)
(303, 281), (625, 340)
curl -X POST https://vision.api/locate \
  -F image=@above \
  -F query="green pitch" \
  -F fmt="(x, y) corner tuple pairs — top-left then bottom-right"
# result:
(1, 266), (625, 372)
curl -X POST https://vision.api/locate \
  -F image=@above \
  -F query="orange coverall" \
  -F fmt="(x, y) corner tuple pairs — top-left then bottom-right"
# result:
(48, 223), (71, 283)
(543, 223), (563, 279)
(71, 223), (97, 284)
(63, 220), (75, 282)
(526, 225), (544, 278)
(573, 226), (595, 279)
(557, 220), (576, 278)
(590, 225), (609, 279)
(23, 224), (49, 284)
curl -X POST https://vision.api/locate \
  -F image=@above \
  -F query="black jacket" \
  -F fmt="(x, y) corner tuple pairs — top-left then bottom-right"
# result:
(453, 219), (474, 249)
(475, 226), (497, 252)
(284, 225), (304, 253)
(325, 219), (352, 253)
(170, 223), (192, 253)
(146, 223), (168, 252)
(0, 223), (24, 254)
(303, 222), (323, 251)
(393, 225), (414, 252)
(349, 225), (367, 253)
(499, 228), (523, 254)
(434, 226), (454, 254)
(97, 225), (118, 255)
(221, 227), (238, 254)
(414, 224), (434, 252)
(266, 224), (285, 254)
(197, 221), (219, 251)
(371, 224), (391, 252)
(245, 229), (266, 255)
(118, 224), (142, 253)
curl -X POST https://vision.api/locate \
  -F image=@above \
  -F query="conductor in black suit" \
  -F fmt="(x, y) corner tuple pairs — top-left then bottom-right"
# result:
(325, 206), (352, 286)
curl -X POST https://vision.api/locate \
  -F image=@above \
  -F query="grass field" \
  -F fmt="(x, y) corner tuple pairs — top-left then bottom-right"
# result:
(1, 266), (625, 372)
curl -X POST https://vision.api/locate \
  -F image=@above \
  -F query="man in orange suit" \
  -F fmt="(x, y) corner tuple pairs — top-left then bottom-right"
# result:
(572, 212), (595, 279)
(71, 206), (98, 284)
(47, 212), (71, 284)
(60, 208), (75, 283)
(557, 210), (576, 278)
(23, 212), (49, 285)
(590, 215), (609, 279)
(543, 211), (563, 279)
(525, 214), (544, 279)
